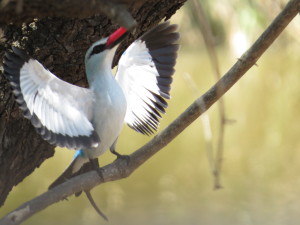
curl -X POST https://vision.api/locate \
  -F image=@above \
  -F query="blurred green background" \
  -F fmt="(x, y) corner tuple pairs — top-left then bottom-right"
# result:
(2, 0), (300, 224)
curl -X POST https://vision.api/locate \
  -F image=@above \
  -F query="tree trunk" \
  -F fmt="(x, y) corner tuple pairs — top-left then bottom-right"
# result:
(0, 0), (186, 206)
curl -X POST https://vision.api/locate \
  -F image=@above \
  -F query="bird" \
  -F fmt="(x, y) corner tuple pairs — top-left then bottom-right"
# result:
(3, 21), (179, 196)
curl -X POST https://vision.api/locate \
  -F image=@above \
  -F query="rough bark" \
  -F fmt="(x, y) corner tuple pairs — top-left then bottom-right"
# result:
(0, 0), (186, 206)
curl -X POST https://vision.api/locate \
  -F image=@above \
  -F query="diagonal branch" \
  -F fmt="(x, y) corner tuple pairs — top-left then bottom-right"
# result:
(1, 0), (299, 224)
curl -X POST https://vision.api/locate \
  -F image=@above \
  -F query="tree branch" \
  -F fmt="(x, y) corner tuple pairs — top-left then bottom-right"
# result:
(190, 0), (226, 189)
(1, 0), (299, 224)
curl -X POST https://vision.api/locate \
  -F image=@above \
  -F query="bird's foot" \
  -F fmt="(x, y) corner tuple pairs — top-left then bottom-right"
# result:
(111, 151), (130, 165)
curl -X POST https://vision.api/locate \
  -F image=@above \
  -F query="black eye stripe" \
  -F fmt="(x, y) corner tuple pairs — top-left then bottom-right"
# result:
(90, 44), (106, 56)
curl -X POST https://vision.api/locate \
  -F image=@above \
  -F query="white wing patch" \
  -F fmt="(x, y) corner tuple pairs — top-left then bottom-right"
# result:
(3, 47), (100, 149)
(20, 60), (94, 137)
(116, 22), (179, 135)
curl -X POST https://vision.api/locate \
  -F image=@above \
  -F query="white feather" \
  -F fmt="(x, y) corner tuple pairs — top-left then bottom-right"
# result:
(19, 59), (96, 138)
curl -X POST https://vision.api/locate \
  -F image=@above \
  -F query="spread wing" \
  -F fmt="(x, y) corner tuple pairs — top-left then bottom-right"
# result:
(116, 21), (179, 135)
(3, 47), (100, 149)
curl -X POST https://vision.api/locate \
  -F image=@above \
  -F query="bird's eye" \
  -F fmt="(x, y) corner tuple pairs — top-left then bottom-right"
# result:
(90, 44), (106, 56)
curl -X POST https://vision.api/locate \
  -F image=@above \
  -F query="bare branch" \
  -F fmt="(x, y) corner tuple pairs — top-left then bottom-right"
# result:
(0, 0), (299, 224)
(190, 0), (226, 189)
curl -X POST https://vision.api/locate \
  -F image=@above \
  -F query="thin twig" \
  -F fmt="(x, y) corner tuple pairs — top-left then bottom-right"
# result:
(190, 0), (226, 189)
(183, 73), (214, 174)
(0, 0), (299, 224)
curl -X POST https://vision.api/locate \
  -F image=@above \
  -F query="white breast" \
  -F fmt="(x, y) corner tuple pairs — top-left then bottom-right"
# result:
(87, 74), (127, 158)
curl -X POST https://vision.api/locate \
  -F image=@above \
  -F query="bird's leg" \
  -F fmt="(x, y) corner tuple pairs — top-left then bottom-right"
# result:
(88, 158), (104, 182)
(110, 138), (130, 164)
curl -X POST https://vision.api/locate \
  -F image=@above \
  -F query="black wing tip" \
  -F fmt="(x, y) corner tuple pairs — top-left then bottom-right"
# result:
(4, 47), (30, 66)
(130, 111), (161, 136)
(11, 46), (30, 62)
(148, 21), (178, 35)
(141, 22), (180, 48)
(3, 47), (34, 121)
(141, 22), (180, 89)
(3, 46), (30, 83)
(129, 123), (155, 136)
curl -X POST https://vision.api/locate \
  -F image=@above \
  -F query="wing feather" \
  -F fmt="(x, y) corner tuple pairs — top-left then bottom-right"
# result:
(116, 21), (179, 134)
(3, 47), (100, 149)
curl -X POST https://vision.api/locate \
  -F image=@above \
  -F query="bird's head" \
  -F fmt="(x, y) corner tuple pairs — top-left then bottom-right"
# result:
(85, 27), (128, 76)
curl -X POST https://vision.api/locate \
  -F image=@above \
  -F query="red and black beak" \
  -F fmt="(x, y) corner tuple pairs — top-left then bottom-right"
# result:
(105, 27), (128, 49)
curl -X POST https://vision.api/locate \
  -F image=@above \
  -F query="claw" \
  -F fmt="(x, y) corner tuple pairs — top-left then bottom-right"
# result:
(112, 151), (130, 165)
(109, 138), (130, 164)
